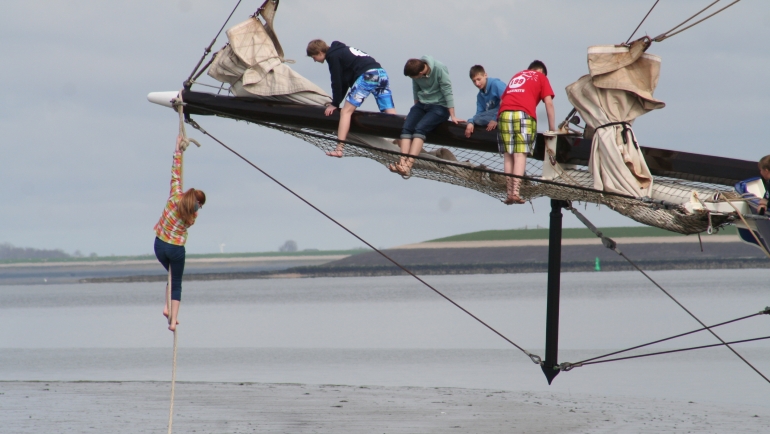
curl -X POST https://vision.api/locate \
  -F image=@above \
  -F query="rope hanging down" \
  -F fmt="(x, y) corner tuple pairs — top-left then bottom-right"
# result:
(562, 205), (770, 384)
(183, 116), (543, 366)
(165, 94), (202, 434)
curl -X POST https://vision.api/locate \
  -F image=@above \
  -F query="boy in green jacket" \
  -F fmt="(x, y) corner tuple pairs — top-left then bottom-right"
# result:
(391, 56), (461, 177)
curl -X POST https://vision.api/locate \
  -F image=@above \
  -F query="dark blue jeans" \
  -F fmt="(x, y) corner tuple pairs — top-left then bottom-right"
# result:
(401, 102), (449, 141)
(471, 108), (499, 126)
(154, 237), (185, 301)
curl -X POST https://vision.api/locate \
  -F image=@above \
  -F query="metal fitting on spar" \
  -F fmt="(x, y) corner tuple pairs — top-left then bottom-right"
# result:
(147, 91), (180, 108)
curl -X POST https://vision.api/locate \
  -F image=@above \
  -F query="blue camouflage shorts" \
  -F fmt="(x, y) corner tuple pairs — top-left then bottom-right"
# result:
(346, 68), (395, 111)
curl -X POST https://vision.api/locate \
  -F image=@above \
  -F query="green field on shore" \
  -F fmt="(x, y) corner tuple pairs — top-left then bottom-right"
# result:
(427, 225), (738, 243)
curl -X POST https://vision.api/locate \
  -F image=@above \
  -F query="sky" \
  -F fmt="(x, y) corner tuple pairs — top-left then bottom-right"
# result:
(2, 0), (769, 256)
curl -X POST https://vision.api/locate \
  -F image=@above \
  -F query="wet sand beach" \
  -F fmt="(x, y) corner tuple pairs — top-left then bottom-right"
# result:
(3, 271), (769, 433)
(4, 381), (768, 433)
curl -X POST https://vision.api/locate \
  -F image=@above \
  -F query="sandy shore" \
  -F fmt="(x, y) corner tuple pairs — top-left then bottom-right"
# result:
(3, 381), (767, 433)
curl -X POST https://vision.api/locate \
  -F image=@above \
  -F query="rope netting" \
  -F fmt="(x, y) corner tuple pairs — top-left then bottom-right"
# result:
(254, 121), (740, 235)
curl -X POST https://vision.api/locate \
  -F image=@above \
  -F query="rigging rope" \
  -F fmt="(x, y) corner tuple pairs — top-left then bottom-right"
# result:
(571, 307), (770, 367)
(567, 335), (770, 370)
(183, 116), (543, 366)
(653, 0), (741, 42)
(626, 0), (660, 44)
(184, 0), (244, 87)
(562, 205), (770, 384)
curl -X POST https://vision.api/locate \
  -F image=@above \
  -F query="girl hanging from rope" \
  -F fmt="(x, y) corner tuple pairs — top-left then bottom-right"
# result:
(154, 135), (206, 331)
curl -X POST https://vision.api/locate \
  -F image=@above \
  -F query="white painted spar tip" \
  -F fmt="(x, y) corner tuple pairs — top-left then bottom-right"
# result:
(147, 91), (180, 108)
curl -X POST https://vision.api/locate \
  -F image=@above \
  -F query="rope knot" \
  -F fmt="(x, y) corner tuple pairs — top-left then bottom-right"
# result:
(173, 91), (201, 152)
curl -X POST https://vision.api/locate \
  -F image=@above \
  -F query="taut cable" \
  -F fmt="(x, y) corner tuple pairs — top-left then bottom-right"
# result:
(185, 117), (543, 365)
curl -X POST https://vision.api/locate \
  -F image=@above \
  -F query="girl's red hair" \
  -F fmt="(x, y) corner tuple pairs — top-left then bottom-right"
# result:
(177, 188), (206, 226)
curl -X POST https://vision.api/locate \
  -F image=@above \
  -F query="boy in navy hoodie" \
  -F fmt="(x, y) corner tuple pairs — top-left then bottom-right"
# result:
(307, 39), (396, 157)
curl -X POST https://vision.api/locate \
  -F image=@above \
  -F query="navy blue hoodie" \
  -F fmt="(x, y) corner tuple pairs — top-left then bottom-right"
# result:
(325, 41), (382, 107)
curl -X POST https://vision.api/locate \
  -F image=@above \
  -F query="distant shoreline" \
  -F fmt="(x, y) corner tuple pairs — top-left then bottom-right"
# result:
(4, 235), (763, 285)
(80, 257), (769, 283)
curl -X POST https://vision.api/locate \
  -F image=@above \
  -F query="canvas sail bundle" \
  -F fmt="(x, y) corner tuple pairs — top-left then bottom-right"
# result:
(207, 1), (331, 105)
(566, 39), (664, 198)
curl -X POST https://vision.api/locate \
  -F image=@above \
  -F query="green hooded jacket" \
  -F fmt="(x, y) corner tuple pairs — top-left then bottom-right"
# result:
(411, 55), (454, 108)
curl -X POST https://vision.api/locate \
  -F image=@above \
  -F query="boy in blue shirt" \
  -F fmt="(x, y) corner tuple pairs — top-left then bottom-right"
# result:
(464, 65), (507, 138)
(307, 39), (396, 158)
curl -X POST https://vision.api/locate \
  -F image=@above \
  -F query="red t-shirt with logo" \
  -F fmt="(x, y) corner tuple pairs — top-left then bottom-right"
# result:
(498, 70), (554, 120)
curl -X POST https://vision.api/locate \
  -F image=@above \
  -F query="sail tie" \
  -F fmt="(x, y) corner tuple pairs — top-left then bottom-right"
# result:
(596, 121), (638, 149)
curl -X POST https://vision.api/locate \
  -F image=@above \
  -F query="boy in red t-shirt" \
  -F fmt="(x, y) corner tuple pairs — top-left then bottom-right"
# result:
(497, 60), (556, 204)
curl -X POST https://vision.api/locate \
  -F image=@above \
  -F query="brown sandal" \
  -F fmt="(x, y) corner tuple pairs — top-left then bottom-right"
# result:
(504, 195), (526, 205)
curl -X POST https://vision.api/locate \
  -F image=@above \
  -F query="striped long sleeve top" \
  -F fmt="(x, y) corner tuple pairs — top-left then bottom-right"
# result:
(154, 151), (197, 245)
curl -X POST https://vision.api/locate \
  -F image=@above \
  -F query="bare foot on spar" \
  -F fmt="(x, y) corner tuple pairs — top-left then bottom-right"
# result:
(326, 148), (344, 158)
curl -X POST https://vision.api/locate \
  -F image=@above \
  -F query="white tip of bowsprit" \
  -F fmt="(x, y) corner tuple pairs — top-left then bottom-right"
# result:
(147, 91), (180, 108)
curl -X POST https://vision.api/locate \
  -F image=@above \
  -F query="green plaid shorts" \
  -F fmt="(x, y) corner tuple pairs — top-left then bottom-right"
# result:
(497, 110), (537, 154)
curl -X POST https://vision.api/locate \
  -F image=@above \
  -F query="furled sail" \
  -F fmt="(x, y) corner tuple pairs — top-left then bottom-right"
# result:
(566, 38), (664, 198)
(207, 1), (331, 106)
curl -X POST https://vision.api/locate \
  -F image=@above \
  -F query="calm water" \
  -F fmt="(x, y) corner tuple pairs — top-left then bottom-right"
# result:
(1, 270), (768, 406)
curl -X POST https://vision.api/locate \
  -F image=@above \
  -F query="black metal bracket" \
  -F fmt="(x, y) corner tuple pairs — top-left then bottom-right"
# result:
(542, 199), (569, 384)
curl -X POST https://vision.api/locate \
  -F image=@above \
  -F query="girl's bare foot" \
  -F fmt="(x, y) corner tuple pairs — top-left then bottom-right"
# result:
(168, 318), (179, 331)
(326, 145), (344, 158)
(163, 306), (169, 318)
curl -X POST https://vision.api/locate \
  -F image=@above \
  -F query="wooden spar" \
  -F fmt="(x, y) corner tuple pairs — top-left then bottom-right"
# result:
(180, 89), (757, 186)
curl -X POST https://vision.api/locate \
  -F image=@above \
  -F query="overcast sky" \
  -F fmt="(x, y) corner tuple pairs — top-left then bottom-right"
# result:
(2, 0), (768, 255)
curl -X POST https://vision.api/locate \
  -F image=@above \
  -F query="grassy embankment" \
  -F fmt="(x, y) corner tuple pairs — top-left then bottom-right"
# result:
(2, 226), (740, 265)
(427, 225), (738, 242)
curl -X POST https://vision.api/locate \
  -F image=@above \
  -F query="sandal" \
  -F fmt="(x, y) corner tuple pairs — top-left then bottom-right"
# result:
(504, 195), (526, 205)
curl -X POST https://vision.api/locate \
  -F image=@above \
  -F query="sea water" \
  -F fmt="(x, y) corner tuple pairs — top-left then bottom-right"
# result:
(1, 270), (768, 406)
